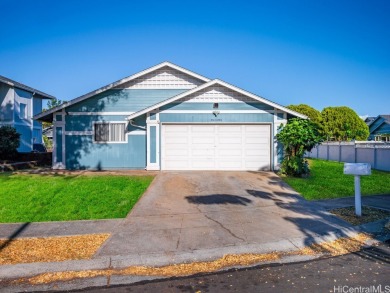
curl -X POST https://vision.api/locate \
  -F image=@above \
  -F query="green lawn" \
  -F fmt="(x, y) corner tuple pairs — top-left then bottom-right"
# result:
(0, 173), (154, 223)
(282, 159), (390, 200)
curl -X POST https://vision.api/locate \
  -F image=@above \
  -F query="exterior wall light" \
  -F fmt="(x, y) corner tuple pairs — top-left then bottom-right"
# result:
(212, 110), (220, 117)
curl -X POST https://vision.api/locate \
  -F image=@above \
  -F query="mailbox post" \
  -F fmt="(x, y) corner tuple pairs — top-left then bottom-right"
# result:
(343, 163), (371, 217)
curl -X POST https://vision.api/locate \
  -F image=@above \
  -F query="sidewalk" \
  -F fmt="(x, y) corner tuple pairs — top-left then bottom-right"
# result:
(312, 194), (390, 211)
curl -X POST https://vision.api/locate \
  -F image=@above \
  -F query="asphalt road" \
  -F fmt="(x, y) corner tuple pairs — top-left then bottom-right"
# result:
(68, 241), (390, 293)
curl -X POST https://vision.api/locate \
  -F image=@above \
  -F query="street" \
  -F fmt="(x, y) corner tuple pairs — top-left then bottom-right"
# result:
(66, 240), (390, 293)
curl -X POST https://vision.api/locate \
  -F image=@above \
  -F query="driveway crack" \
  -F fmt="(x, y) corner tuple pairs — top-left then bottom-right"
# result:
(201, 209), (245, 242)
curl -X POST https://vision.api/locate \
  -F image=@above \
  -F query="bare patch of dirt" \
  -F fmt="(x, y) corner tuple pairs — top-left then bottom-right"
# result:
(330, 206), (390, 226)
(0, 234), (110, 265)
(294, 233), (371, 256)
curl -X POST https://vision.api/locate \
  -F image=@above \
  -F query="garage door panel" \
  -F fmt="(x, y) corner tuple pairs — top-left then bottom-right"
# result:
(162, 124), (271, 171)
(218, 137), (242, 144)
(217, 125), (242, 132)
(192, 137), (215, 144)
(219, 149), (242, 156)
(192, 125), (215, 133)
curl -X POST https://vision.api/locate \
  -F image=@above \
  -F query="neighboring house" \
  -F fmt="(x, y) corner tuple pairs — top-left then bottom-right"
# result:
(0, 75), (55, 152)
(35, 62), (306, 170)
(364, 116), (376, 125)
(367, 115), (390, 141)
(43, 126), (53, 142)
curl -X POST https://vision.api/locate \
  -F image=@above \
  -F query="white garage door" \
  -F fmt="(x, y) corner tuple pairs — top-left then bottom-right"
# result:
(161, 124), (271, 171)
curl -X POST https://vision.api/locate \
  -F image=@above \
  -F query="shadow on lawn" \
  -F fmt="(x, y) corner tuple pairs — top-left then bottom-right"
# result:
(0, 222), (30, 251)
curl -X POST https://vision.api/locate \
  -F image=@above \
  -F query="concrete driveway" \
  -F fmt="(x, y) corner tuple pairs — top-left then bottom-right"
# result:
(96, 171), (353, 258)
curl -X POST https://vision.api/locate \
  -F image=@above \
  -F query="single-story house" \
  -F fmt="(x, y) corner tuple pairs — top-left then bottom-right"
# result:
(0, 75), (55, 152)
(35, 62), (306, 171)
(367, 115), (390, 141)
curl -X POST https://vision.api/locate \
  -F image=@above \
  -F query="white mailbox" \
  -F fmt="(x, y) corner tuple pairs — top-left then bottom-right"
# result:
(343, 163), (372, 217)
(343, 163), (371, 176)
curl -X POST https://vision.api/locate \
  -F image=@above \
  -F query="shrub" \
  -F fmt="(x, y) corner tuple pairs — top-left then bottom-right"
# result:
(0, 126), (20, 160)
(277, 118), (323, 177)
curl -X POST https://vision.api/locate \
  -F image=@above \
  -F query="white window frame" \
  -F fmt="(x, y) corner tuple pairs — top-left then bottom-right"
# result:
(93, 121), (128, 144)
(19, 102), (28, 120)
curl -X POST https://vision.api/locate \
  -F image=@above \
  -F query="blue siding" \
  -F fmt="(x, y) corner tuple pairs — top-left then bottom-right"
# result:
(65, 135), (146, 170)
(159, 113), (273, 123)
(14, 124), (32, 152)
(56, 127), (63, 163)
(374, 123), (390, 135)
(66, 89), (186, 112)
(369, 118), (385, 132)
(33, 128), (43, 144)
(32, 97), (43, 128)
(160, 102), (274, 111)
(0, 83), (14, 122)
(65, 115), (146, 132)
(150, 126), (156, 163)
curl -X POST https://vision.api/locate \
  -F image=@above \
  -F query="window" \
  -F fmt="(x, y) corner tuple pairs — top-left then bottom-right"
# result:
(94, 122), (125, 142)
(20, 103), (27, 119)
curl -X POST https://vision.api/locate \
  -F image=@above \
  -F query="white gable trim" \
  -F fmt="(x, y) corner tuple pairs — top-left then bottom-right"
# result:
(127, 79), (307, 120)
(34, 62), (210, 120)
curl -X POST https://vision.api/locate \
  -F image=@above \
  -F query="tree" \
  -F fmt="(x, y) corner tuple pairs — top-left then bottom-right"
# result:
(287, 104), (322, 125)
(42, 98), (64, 129)
(46, 98), (63, 109)
(0, 126), (20, 160)
(276, 118), (323, 177)
(321, 106), (369, 141)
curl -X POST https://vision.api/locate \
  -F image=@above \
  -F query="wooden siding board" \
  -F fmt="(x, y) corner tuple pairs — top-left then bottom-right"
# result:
(66, 89), (187, 113)
(160, 102), (274, 111)
(159, 113), (274, 123)
(65, 135), (146, 170)
(56, 127), (63, 162)
(15, 124), (32, 152)
(0, 83), (14, 122)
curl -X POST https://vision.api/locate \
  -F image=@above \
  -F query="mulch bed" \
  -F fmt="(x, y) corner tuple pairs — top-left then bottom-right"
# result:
(0, 234), (110, 265)
(330, 206), (390, 226)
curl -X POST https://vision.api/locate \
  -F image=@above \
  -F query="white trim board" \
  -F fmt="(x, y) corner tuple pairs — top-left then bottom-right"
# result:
(159, 110), (270, 114)
(67, 112), (135, 116)
(127, 79), (307, 121)
(34, 62), (210, 121)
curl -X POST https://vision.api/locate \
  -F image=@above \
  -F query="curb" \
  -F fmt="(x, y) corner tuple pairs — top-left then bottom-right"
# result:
(0, 220), (389, 292)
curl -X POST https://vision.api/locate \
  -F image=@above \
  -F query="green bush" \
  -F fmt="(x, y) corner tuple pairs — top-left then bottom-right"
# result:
(276, 118), (323, 177)
(0, 126), (20, 160)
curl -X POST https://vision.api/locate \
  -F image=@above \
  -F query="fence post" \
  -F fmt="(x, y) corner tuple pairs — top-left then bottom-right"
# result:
(338, 141), (341, 162)
(327, 143), (329, 160)
(354, 141), (357, 163)
(374, 146), (377, 169)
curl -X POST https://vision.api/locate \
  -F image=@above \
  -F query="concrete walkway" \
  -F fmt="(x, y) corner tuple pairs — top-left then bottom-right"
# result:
(0, 219), (123, 239)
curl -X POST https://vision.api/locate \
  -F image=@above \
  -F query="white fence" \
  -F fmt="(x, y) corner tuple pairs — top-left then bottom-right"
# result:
(306, 141), (390, 172)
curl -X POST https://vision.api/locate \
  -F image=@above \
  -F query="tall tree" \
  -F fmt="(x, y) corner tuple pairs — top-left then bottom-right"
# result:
(46, 98), (63, 110)
(42, 98), (63, 129)
(287, 104), (322, 125)
(321, 106), (369, 141)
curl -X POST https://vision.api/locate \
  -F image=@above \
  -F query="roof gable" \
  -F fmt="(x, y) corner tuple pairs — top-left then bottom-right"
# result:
(0, 75), (55, 99)
(127, 79), (307, 120)
(34, 62), (210, 120)
(114, 65), (205, 89)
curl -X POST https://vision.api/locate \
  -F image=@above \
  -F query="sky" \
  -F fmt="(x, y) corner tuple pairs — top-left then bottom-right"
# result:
(0, 0), (389, 117)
